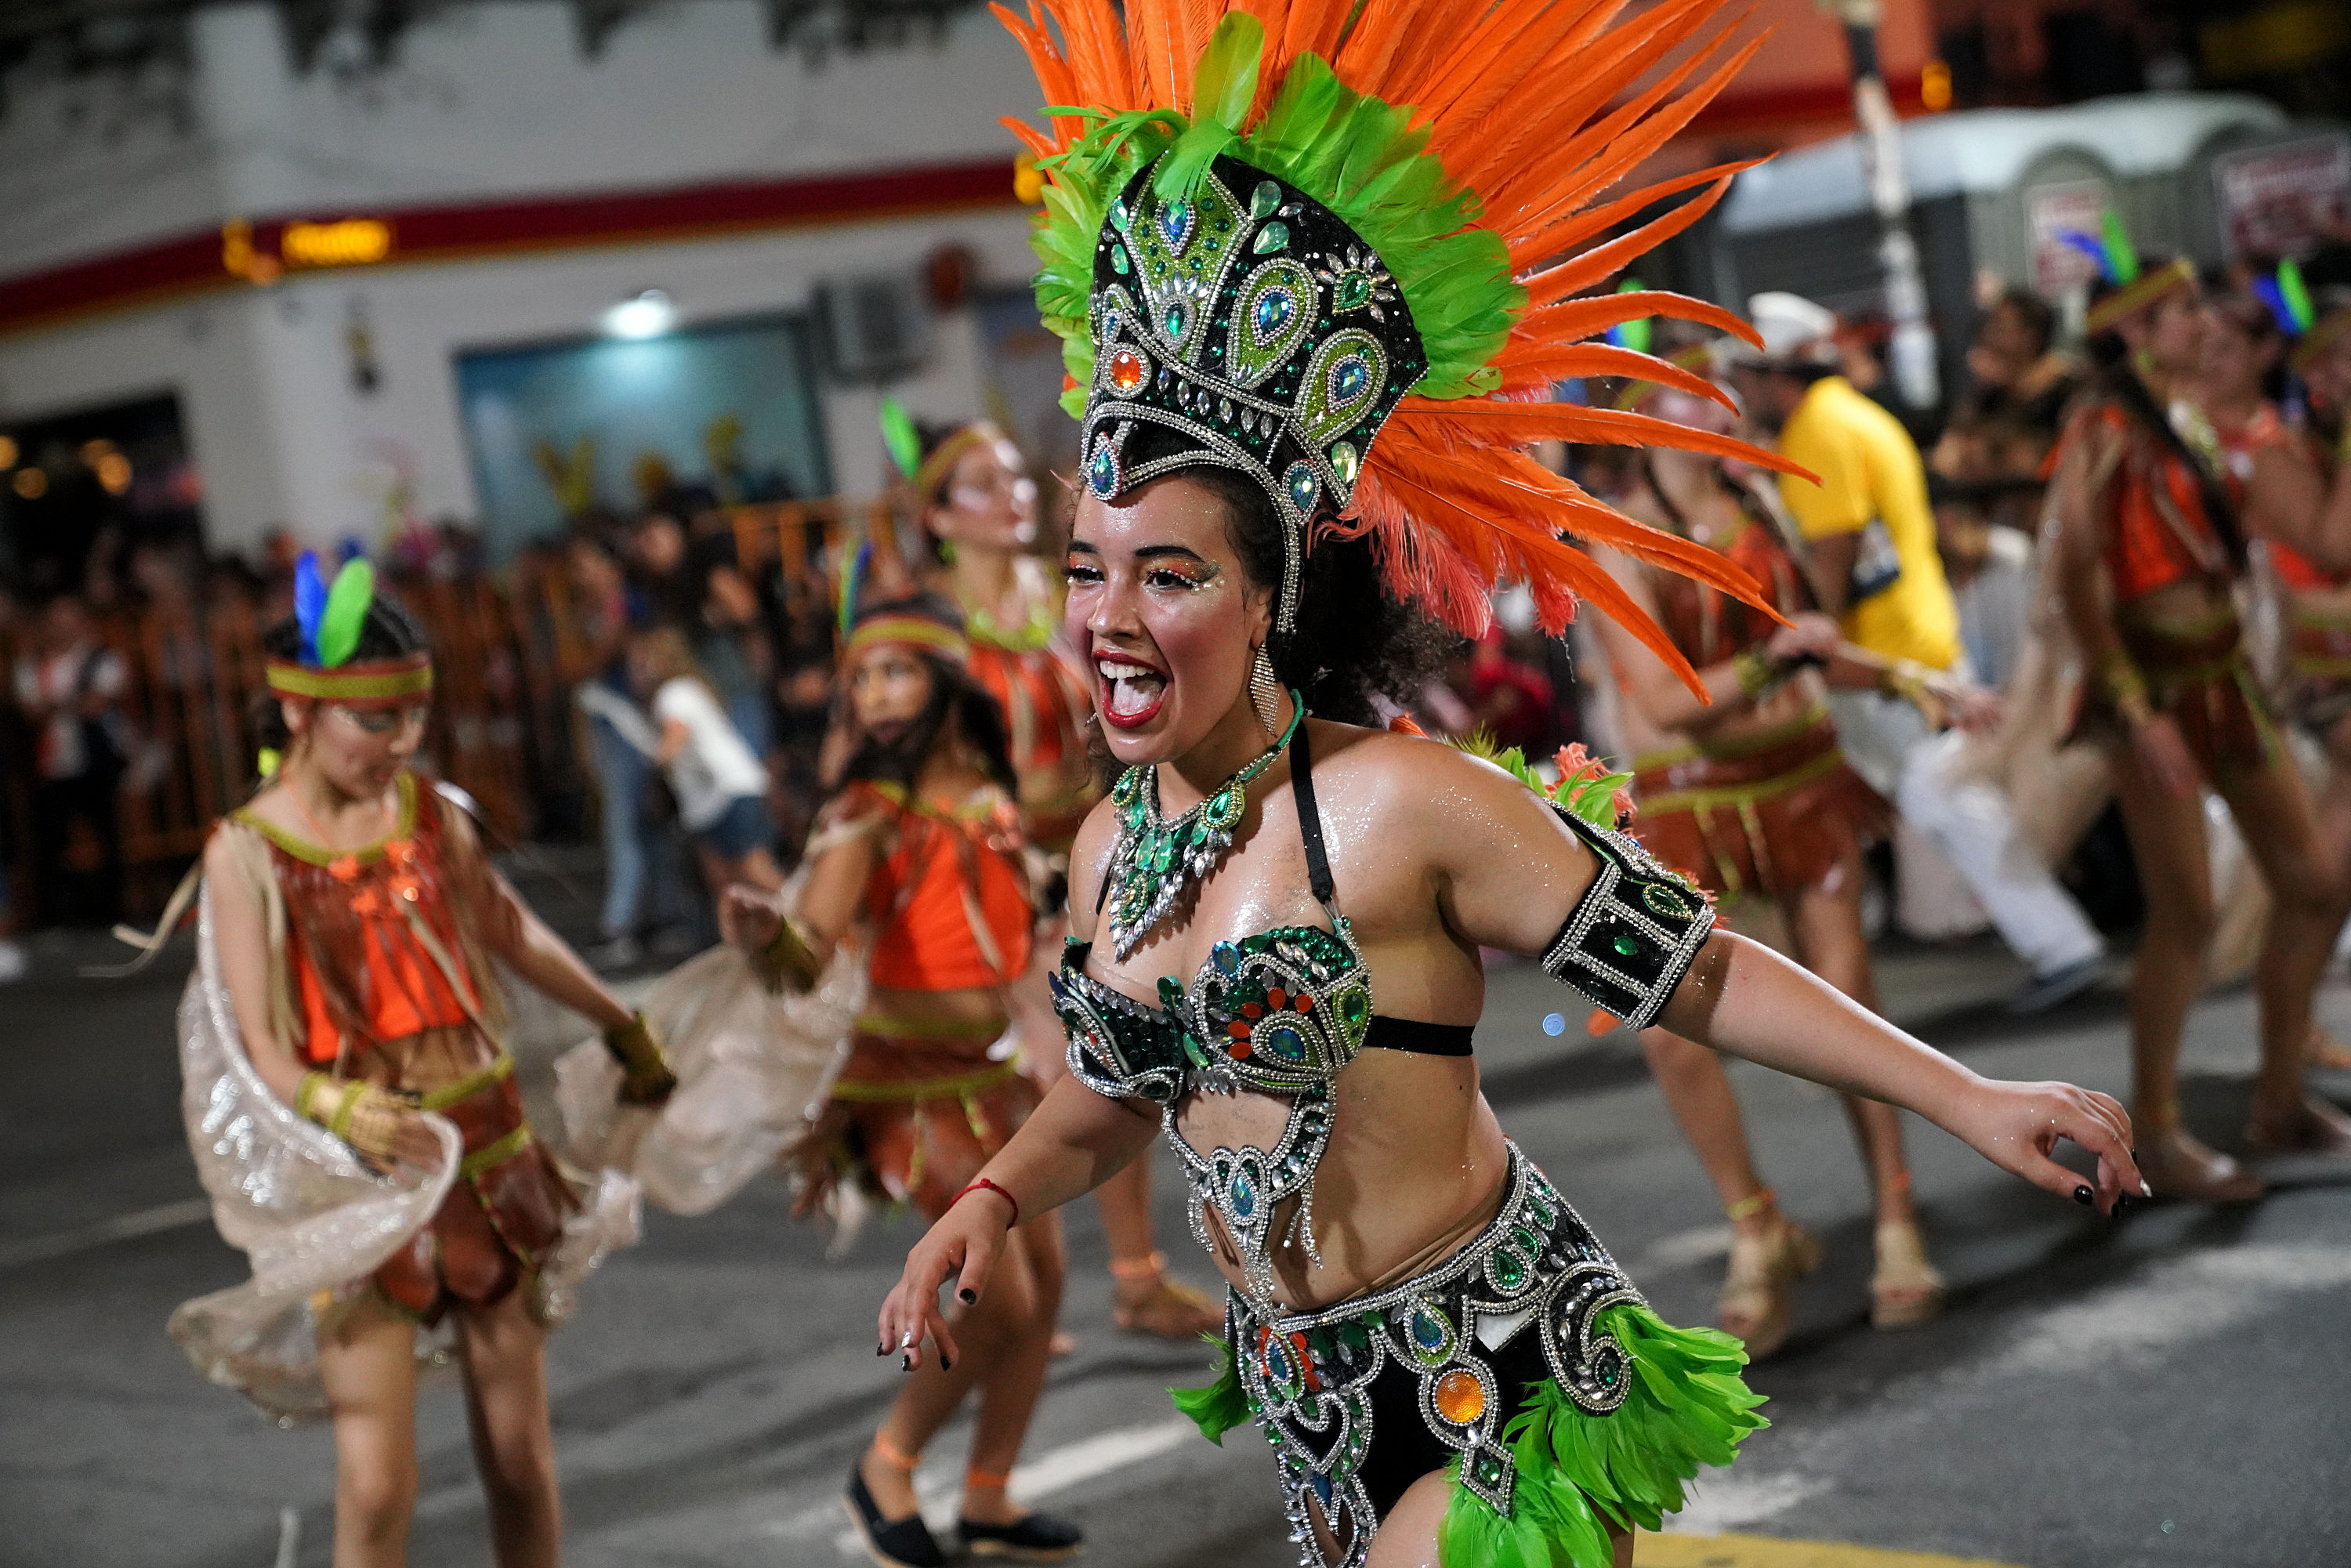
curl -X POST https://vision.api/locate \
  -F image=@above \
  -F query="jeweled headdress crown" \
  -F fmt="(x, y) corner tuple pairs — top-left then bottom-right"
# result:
(998, 0), (1802, 685)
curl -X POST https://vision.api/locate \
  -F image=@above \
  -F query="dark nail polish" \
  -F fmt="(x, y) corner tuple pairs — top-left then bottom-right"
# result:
(940, 1355), (952, 1371)
(2073, 1185), (2094, 1207)
(900, 1353), (912, 1371)
(959, 1289), (977, 1304)
(877, 1342), (888, 1356)
(2111, 1194), (2132, 1218)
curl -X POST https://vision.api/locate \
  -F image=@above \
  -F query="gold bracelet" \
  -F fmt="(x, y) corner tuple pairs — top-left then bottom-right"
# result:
(295, 1070), (329, 1121)
(1730, 648), (1777, 699)
(763, 915), (824, 994)
(603, 1011), (679, 1106)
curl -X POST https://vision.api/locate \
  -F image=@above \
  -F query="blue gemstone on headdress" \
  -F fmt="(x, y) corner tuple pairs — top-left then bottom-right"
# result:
(1411, 1308), (1447, 1352)
(1254, 289), (1294, 339)
(1310, 1472), (1334, 1507)
(1087, 440), (1118, 498)
(1331, 355), (1370, 402)
(1285, 462), (1317, 516)
(1158, 199), (1194, 253)
(1231, 1172), (1257, 1219)
(1212, 940), (1242, 974)
(1265, 1025), (1308, 1061)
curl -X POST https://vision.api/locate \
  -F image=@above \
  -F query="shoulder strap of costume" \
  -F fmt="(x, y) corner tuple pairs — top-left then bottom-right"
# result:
(1288, 719), (1337, 912)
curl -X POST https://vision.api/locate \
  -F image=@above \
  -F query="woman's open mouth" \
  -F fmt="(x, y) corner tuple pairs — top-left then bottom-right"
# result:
(1094, 648), (1168, 730)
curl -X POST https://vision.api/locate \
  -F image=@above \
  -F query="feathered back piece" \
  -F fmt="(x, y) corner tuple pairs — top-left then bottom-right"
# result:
(993, 0), (1802, 691)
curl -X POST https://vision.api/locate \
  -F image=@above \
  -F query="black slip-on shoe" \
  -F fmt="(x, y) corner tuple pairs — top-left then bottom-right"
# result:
(959, 1510), (1085, 1560)
(843, 1464), (946, 1568)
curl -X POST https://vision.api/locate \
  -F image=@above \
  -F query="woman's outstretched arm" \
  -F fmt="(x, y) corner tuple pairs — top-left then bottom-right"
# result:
(1417, 741), (2143, 1213)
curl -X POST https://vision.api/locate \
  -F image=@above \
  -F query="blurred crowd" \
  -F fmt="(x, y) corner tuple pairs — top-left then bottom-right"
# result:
(5, 240), (2351, 1024)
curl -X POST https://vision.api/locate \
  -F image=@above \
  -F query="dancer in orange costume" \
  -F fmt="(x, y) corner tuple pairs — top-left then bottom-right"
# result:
(733, 597), (1080, 1566)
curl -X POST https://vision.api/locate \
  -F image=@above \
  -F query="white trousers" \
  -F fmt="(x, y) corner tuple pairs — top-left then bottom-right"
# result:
(1829, 691), (2107, 977)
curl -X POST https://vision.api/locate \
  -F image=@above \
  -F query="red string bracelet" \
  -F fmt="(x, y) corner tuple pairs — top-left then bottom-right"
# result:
(951, 1176), (1020, 1229)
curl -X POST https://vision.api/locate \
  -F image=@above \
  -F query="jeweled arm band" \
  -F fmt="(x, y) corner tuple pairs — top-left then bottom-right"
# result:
(603, 1012), (678, 1106)
(1537, 808), (1715, 1032)
(1730, 648), (1778, 700)
(761, 914), (824, 994)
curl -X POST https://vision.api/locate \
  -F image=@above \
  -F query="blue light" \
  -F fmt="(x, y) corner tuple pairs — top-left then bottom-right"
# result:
(1541, 1012), (1567, 1037)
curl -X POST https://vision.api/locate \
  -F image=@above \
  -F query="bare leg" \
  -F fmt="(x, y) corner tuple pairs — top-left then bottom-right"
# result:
(857, 1226), (1056, 1524)
(1360, 1467), (1632, 1567)
(2212, 750), (2351, 1146)
(317, 1303), (422, 1568)
(962, 1226), (1061, 1525)
(2106, 749), (2260, 1197)
(2309, 719), (2351, 1069)
(455, 1291), (563, 1568)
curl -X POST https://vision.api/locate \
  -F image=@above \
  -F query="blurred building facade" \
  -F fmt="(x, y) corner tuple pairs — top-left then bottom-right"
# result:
(0, 0), (1045, 579)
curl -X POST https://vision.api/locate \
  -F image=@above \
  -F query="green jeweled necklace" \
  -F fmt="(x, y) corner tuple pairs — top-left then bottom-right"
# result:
(1104, 694), (1304, 960)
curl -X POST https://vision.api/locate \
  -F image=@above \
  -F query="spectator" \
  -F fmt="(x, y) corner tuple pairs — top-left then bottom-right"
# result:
(1729, 293), (2107, 1011)
(12, 594), (129, 926)
(634, 512), (774, 761)
(626, 625), (781, 899)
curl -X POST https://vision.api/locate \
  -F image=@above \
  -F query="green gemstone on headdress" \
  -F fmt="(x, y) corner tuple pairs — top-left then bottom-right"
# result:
(1251, 180), (1281, 219)
(1336, 987), (1370, 1040)
(1333, 270), (1372, 310)
(1285, 462), (1317, 516)
(1165, 300), (1188, 338)
(1110, 244), (1131, 276)
(1252, 220), (1289, 255)
(1328, 441), (1360, 484)
(1491, 1248), (1529, 1291)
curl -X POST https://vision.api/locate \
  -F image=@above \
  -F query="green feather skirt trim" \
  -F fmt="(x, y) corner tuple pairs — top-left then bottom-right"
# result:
(1171, 1303), (1764, 1566)
(1438, 1304), (1767, 1568)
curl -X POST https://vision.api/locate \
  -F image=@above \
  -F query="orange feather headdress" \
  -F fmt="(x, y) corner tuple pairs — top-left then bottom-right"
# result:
(994, 0), (1799, 693)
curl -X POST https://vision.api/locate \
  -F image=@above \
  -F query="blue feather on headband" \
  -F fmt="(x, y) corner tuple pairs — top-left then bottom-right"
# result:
(292, 552), (327, 666)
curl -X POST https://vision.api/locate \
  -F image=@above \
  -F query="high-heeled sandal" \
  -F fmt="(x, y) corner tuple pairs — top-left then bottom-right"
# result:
(1715, 1190), (1821, 1360)
(1869, 1210), (1947, 1330)
(1109, 1251), (1224, 1340)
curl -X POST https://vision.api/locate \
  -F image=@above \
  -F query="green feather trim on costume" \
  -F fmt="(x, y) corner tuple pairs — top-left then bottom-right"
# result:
(878, 395), (922, 480)
(1169, 1334), (1253, 1445)
(317, 559), (376, 670)
(1451, 732), (1632, 830)
(1436, 1304), (1767, 1568)
(1030, 23), (1523, 413)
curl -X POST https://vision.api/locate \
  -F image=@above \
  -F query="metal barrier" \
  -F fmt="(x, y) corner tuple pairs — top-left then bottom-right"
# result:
(1, 498), (896, 925)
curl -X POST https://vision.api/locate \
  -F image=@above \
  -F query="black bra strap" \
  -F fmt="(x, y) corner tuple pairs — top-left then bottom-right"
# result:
(1289, 716), (1338, 909)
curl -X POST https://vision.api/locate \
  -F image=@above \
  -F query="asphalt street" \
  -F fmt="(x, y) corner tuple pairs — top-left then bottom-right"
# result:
(4, 861), (2349, 1568)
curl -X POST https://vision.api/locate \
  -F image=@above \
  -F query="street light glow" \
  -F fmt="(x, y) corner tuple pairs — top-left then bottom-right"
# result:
(603, 288), (675, 339)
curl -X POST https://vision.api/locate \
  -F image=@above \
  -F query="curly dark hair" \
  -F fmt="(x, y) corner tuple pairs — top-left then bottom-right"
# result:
(252, 582), (433, 755)
(1168, 464), (1460, 726)
(836, 595), (1019, 795)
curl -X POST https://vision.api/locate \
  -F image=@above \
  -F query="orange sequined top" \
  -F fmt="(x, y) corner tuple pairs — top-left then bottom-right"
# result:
(2222, 406), (2346, 592)
(962, 596), (1099, 855)
(1649, 492), (1814, 666)
(230, 772), (483, 1066)
(2059, 401), (2236, 603)
(831, 780), (1034, 993)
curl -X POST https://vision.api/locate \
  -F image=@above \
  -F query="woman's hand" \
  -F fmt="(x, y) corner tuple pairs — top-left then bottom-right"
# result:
(875, 1186), (1018, 1371)
(2130, 712), (2200, 799)
(786, 1103), (853, 1220)
(721, 884), (785, 952)
(1764, 613), (1842, 664)
(1935, 1076), (2143, 1215)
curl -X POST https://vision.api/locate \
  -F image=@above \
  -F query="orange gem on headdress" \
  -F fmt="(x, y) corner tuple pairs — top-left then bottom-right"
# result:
(1433, 1368), (1486, 1425)
(1108, 348), (1147, 394)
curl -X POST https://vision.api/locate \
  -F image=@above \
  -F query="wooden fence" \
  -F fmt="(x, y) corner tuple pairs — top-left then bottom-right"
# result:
(1, 498), (900, 924)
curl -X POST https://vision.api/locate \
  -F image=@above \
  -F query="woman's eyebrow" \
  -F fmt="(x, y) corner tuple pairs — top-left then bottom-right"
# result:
(1066, 540), (1102, 555)
(1133, 545), (1211, 563)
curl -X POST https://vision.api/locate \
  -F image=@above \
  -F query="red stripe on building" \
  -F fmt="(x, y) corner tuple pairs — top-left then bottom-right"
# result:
(0, 156), (1021, 335)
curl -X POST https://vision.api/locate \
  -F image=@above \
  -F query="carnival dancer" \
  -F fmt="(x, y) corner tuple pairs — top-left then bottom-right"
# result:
(886, 404), (1222, 1341)
(2046, 252), (2351, 1204)
(2196, 282), (2351, 1070)
(732, 596), (1081, 1567)
(151, 556), (670, 1568)
(1589, 370), (1963, 1356)
(872, 9), (2143, 1566)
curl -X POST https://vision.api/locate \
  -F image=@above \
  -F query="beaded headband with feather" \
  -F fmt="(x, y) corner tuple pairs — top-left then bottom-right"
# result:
(994, 0), (1803, 692)
(264, 552), (432, 707)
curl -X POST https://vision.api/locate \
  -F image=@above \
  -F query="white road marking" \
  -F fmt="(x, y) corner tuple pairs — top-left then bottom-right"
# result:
(1665, 1471), (1831, 1535)
(1640, 1223), (1732, 1272)
(808, 1416), (1199, 1554)
(1994, 1243), (2351, 1376)
(0, 1197), (212, 1269)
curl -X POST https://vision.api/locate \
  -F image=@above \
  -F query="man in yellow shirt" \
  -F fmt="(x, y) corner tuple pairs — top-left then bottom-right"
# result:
(1727, 292), (2106, 1012)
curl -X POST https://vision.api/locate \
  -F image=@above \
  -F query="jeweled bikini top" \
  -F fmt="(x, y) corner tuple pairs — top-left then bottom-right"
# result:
(1051, 721), (1717, 1309)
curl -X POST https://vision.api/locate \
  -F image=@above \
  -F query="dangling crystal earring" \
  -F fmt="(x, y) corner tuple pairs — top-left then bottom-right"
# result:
(1250, 644), (1283, 737)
